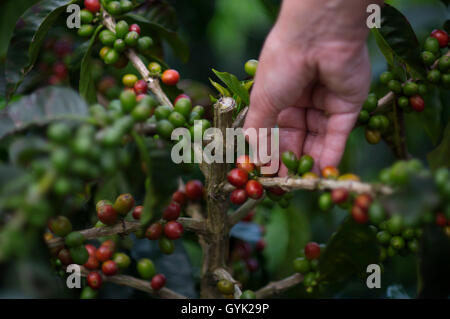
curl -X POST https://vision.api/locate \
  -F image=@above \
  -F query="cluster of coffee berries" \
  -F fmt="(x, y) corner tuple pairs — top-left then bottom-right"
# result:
(228, 156), (264, 205)
(39, 37), (73, 85)
(96, 193), (135, 225)
(422, 30), (450, 87)
(281, 151), (315, 177)
(378, 158), (424, 186)
(103, 0), (134, 17)
(293, 242), (324, 293)
(77, 0), (102, 38)
(136, 258), (166, 290)
(152, 94), (209, 140)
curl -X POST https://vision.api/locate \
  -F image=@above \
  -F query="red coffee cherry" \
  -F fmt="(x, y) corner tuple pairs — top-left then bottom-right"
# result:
(174, 94), (190, 104)
(101, 240), (116, 251)
(230, 189), (248, 205)
(97, 204), (118, 225)
(351, 205), (369, 224)
(134, 79), (147, 95)
(164, 221), (184, 240)
(58, 248), (73, 265)
(84, 256), (100, 270)
(84, 0), (100, 13)
(354, 194), (372, 213)
(436, 212), (447, 227)
(85, 244), (97, 256)
(245, 180), (264, 199)
(409, 95), (425, 112)
(146, 222), (163, 240)
(129, 24), (141, 35)
(87, 271), (102, 290)
(267, 186), (286, 196)
(246, 258), (259, 272)
(132, 205), (143, 220)
(304, 242), (321, 260)
(227, 168), (249, 188)
(162, 202), (181, 221)
(242, 210), (255, 222)
(102, 260), (118, 276)
(151, 274), (166, 290)
(161, 69), (180, 86)
(185, 180), (203, 200)
(331, 188), (349, 204)
(232, 242), (252, 260)
(236, 155), (256, 173)
(172, 191), (186, 206)
(53, 62), (67, 78)
(322, 166), (339, 179)
(255, 239), (266, 252)
(95, 245), (113, 262)
(431, 29), (449, 48)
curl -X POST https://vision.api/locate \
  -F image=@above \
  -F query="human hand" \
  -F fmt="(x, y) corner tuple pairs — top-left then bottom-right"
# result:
(244, 0), (382, 176)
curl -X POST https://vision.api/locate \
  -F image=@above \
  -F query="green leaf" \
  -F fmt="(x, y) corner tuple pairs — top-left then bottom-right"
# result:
(9, 136), (48, 166)
(427, 121), (450, 170)
(5, 0), (77, 98)
(209, 78), (230, 97)
(212, 69), (249, 105)
(420, 87), (443, 145)
(319, 218), (379, 285)
(371, 28), (394, 66)
(135, 0), (179, 32)
(79, 25), (103, 104)
(0, 86), (89, 139)
(124, 13), (189, 63)
(378, 4), (425, 78)
(262, 205), (289, 274)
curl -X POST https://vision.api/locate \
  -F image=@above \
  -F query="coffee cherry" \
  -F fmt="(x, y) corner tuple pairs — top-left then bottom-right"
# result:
(132, 103), (151, 121)
(408, 239), (419, 253)
(137, 258), (156, 279)
(331, 188), (349, 204)
(424, 37), (440, 54)
(398, 96), (409, 109)
(172, 191), (186, 206)
(322, 166), (339, 179)
(304, 242), (320, 260)
(137, 36), (153, 52)
(146, 222), (163, 240)
(351, 205), (369, 224)
(101, 260), (118, 276)
(427, 69), (441, 84)
(402, 228), (415, 240)
(380, 71), (393, 84)
(151, 274), (166, 290)
(115, 20), (129, 39)
(65, 232), (85, 248)
(318, 192), (333, 211)
(386, 214), (403, 235)
(87, 271), (102, 290)
(230, 189), (248, 205)
(84, 255), (100, 270)
(281, 151), (299, 172)
(368, 202), (386, 225)
(442, 74), (450, 88)
(164, 221), (184, 240)
(104, 49), (119, 65)
(132, 205), (143, 220)
(168, 111), (186, 128)
(421, 51), (436, 66)
(48, 216), (72, 237)
(409, 95), (425, 112)
(376, 231), (391, 245)
(120, 0), (133, 12)
(122, 74), (138, 88)
(174, 98), (192, 118)
(363, 93), (378, 112)
(148, 62), (162, 75)
(402, 82), (418, 97)
(390, 236), (405, 250)
(185, 180), (203, 200)
(161, 69), (180, 86)
(113, 194), (135, 216)
(107, 1), (122, 15)
(163, 202), (181, 221)
(236, 155), (255, 173)
(99, 30), (116, 47)
(245, 180), (264, 199)
(358, 110), (370, 123)
(58, 248), (73, 265)
(255, 238), (266, 252)
(85, 244), (97, 256)
(365, 129), (381, 145)
(438, 56), (450, 72)
(227, 168), (249, 188)
(156, 119), (175, 139)
(80, 286), (98, 299)
(95, 245), (113, 262)
(69, 245), (89, 265)
(120, 89), (137, 113)
(217, 280), (234, 295)
(430, 29), (449, 48)
(154, 105), (171, 120)
(129, 24), (141, 35)
(51, 148), (70, 172)
(240, 290), (256, 299)
(297, 155), (315, 175)
(134, 79), (147, 95)
(354, 194), (372, 212)
(112, 252), (130, 270)
(436, 212), (447, 227)
(125, 31), (139, 47)
(159, 237), (175, 254)
(80, 9), (94, 24)
(84, 0), (100, 13)
(244, 59), (258, 77)
(293, 257), (310, 274)
(97, 204), (118, 225)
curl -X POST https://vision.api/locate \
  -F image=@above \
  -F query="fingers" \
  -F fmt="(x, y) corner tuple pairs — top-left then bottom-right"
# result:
(277, 107), (306, 176)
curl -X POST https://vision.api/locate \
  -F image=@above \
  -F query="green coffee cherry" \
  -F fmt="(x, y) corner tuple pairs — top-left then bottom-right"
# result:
(137, 258), (156, 279)
(99, 30), (116, 46)
(281, 151), (299, 172)
(442, 74), (450, 87)
(157, 119), (175, 139)
(125, 31), (139, 47)
(380, 71), (393, 84)
(438, 56), (450, 72)
(298, 155), (314, 175)
(51, 148), (70, 172)
(369, 202), (386, 225)
(402, 82), (418, 96)
(47, 123), (71, 143)
(358, 110), (369, 123)
(81, 286), (98, 299)
(423, 37), (440, 54)
(113, 39), (126, 53)
(418, 83), (428, 96)
(368, 115), (382, 130)
(244, 59), (258, 77)
(65, 232), (85, 248)
(148, 62), (162, 75)
(104, 49), (119, 65)
(107, 1), (122, 15)
(427, 69), (441, 83)
(240, 290), (256, 299)
(365, 129), (381, 145)
(174, 98), (192, 118)
(421, 51), (436, 66)
(408, 239), (419, 253)
(115, 20), (129, 39)
(155, 105), (172, 120)
(159, 236), (175, 254)
(386, 214), (403, 235)
(120, 0), (133, 12)
(168, 111), (186, 128)
(376, 231), (391, 245)
(363, 93), (378, 112)
(69, 245), (89, 265)
(402, 228), (415, 240)
(318, 192), (333, 211)
(390, 236), (405, 250)
(78, 25), (94, 37)
(132, 103), (151, 122)
(189, 112), (202, 125)
(137, 36), (153, 52)
(398, 96), (409, 109)
(388, 80), (402, 94)
(80, 9), (94, 24)
(120, 90), (137, 113)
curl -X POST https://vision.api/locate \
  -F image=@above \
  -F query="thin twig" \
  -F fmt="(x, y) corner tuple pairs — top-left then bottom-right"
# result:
(255, 273), (303, 298)
(77, 266), (187, 299)
(228, 196), (266, 226)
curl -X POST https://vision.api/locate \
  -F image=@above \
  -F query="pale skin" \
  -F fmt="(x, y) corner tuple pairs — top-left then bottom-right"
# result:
(244, 0), (384, 175)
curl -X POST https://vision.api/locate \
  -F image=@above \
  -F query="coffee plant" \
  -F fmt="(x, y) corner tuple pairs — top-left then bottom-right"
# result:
(0, 0), (449, 299)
